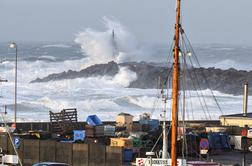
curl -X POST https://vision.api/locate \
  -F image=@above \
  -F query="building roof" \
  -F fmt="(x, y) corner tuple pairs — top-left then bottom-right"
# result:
(118, 112), (133, 116)
(220, 112), (252, 118)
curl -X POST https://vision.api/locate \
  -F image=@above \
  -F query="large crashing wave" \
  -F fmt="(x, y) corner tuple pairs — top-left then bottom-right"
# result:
(1, 17), (250, 122)
(74, 17), (148, 65)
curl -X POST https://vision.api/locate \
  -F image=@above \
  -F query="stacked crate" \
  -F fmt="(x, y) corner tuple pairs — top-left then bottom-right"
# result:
(85, 123), (116, 145)
(85, 125), (115, 137)
(85, 125), (96, 137)
(110, 138), (133, 148)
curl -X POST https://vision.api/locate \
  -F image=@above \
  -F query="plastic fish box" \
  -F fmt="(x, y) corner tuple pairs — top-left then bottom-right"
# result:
(94, 125), (104, 137)
(110, 138), (133, 148)
(85, 125), (95, 137)
(104, 125), (115, 136)
(86, 115), (103, 126)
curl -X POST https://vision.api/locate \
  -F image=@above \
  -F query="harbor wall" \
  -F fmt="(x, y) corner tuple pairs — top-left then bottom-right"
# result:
(0, 133), (123, 166)
(0, 120), (220, 132)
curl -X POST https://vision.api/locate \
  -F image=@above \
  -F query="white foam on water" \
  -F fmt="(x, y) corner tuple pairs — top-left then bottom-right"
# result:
(38, 55), (57, 61)
(112, 67), (137, 87)
(204, 59), (251, 70)
(0, 18), (250, 122)
(0, 49), (250, 122)
(1, 82), (251, 122)
(42, 44), (71, 48)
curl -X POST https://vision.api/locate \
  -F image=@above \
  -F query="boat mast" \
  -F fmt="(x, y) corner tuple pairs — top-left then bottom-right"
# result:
(171, 0), (181, 165)
(161, 89), (168, 159)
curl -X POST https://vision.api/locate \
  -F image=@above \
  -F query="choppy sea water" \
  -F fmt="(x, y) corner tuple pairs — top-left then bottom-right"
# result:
(0, 17), (251, 122)
(0, 41), (251, 122)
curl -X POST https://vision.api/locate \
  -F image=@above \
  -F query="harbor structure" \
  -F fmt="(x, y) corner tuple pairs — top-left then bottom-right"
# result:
(220, 83), (251, 127)
(220, 113), (252, 127)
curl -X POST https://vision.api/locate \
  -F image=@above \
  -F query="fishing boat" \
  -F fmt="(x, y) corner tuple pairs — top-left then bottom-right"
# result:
(135, 0), (184, 165)
(136, 0), (222, 165)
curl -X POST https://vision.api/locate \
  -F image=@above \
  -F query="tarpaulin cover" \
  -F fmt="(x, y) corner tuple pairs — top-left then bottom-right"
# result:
(208, 133), (231, 150)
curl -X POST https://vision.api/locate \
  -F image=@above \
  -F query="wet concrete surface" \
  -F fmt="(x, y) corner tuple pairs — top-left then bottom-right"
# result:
(207, 150), (252, 165)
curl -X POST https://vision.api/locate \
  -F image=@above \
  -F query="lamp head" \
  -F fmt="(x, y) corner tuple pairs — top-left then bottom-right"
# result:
(9, 42), (17, 49)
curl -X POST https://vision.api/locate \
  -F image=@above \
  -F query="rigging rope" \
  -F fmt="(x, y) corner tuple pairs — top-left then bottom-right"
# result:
(180, 32), (212, 120)
(180, 29), (225, 120)
(181, 31), (223, 115)
(186, 58), (212, 120)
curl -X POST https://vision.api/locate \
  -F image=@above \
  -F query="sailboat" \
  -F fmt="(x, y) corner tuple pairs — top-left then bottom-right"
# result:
(136, 0), (184, 165)
(136, 0), (222, 165)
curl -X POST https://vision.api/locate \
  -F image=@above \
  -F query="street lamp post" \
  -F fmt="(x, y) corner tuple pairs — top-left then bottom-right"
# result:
(9, 42), (18, 125)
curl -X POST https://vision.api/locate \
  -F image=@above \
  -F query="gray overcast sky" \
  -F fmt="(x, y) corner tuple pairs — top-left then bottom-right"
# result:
(1, 0), (252, 45)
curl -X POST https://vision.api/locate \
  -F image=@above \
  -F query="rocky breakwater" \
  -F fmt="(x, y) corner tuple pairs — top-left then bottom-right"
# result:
(31, 61), (252, 95)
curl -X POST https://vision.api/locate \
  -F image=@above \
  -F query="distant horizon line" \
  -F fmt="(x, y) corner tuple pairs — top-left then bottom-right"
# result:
(0, 41), (251, 47)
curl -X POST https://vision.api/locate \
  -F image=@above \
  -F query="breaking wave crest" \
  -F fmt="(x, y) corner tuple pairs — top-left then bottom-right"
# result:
(74, 16), (149, 66)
